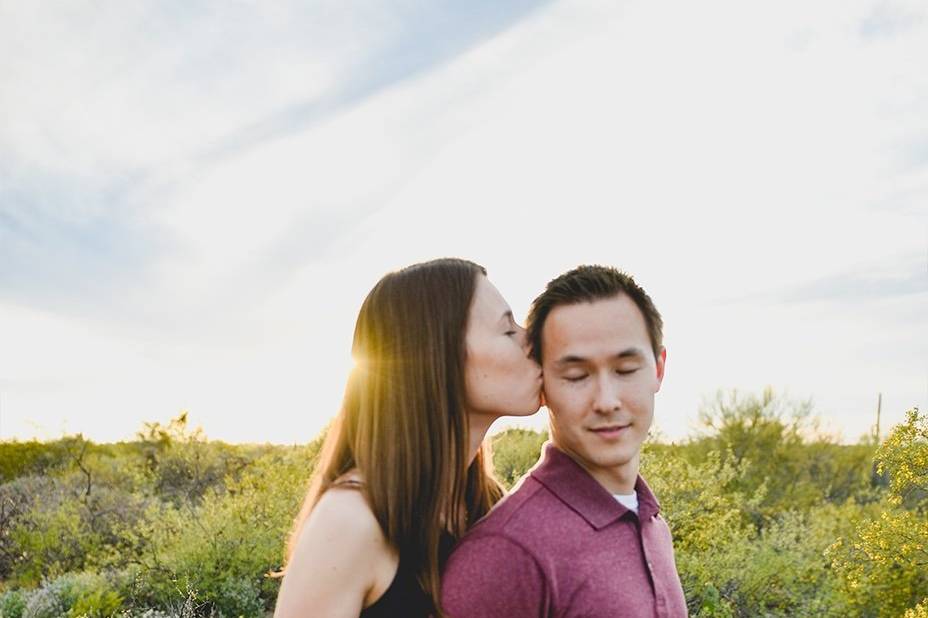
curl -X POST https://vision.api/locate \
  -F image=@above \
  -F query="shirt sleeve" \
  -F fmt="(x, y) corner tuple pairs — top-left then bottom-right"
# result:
(440, 533), (550, 618)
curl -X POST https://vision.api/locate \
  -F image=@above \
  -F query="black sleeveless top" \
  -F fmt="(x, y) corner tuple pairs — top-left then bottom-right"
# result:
(331, 479), (454, 618)
(360, 548), (434, 618)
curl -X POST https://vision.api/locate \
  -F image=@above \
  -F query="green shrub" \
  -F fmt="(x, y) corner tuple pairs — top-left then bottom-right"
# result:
(0, 402), (917, 617)
(10, 501), (91, 586)
(21, 587), (66, 618)
(128, 445), (317, 614)
(491, 428), (547, 488)
(69, 588), (124, 617)
(0, 589), (27, 618)
(685, 389), (877, 519)
(0, 441), (67, 483)
(828, 409), (928, 617)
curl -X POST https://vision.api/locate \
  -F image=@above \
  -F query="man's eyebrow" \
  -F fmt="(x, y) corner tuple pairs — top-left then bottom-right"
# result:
(499, 310), (513, 324)
(554, 348), (645, 366)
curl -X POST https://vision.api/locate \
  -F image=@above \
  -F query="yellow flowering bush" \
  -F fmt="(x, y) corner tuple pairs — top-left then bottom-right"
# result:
(876, 407), (928, 508)
(828, 408), (928, 617)
(905, 599), (928, 618)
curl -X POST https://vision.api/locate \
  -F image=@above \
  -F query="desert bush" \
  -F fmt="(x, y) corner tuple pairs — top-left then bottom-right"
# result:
(0, 589), (27, 618)
(905, 600), (928, 618)
(135, 414), (249, 507)
(642, 447), (756, 616)
(0, 476), (58, 580)
(0, 400), (916, 617)
(128, 444), (318, 615)
(828, 408), (928, 617)
(20, 587), (66, 618)
(491, 428), (547, 489)
(69, 588), (124, 617)
(21, 572), (122, 618)
(8, 481), (152, 587)
(0, 441), (74, 483)
(686, 389), (877, 520)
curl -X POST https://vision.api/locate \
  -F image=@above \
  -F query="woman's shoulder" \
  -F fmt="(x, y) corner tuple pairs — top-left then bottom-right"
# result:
(276, 478), (391, 617)
(286, 476), (391, 587)
(308, 477), (380, 542)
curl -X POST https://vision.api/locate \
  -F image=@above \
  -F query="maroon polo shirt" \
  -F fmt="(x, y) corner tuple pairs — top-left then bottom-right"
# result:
(441, 443), (688, 618)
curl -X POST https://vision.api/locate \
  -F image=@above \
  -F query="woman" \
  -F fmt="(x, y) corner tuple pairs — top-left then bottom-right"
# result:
(274, 258), (542, 618)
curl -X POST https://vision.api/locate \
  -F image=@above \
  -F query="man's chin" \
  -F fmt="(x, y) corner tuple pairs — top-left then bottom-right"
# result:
(588, 446), (641, 470)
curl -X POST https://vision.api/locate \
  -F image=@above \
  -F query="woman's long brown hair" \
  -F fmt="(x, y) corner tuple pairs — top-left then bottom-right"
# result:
(279, 258), (503, 616)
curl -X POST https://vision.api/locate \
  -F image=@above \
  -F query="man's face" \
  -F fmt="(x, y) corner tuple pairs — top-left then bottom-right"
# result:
(541, 294), (665, 492)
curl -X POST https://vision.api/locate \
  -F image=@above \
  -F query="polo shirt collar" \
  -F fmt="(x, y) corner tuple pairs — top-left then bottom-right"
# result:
(529, 442), (661, 529)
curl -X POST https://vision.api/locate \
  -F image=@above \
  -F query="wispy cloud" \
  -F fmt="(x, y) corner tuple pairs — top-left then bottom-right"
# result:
(898, 135), (928, 170)
(859, 0), (924, 39)
(780, 255), (927, 303)
(716, 253), (927, 307)
(1, 0), (926, 443)
(0, 174), (164, 312)
(197, 0), (555, 165)
(871, 182), (928, 215)
(0, 0), (552, 321)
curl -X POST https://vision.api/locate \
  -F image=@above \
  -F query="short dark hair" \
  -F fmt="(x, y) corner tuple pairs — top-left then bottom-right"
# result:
(526, 265), (663, 363)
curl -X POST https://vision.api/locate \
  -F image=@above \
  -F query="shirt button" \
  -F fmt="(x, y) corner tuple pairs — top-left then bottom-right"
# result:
(647, 561), (653, 570)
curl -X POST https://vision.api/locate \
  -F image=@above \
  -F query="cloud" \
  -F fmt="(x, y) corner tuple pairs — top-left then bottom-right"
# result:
(781, 260), (927, 303)
(0, 1), (553, 178)
(859, 0), (924, 39)
(0, 176), (164, 312)
(871, 172), (928, 215)
(717, 253), (927, 307)
(898, 136), (928, 170)
(196, 0), (555, 165)
(2, 0), (927, 444)
(0, 0), (552, 323)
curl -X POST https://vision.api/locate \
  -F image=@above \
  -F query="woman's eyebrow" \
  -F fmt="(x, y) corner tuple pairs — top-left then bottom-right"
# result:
(499, 310), (514, 324)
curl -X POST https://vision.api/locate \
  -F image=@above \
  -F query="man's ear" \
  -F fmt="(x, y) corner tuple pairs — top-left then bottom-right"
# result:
(655, 347), (667, 391)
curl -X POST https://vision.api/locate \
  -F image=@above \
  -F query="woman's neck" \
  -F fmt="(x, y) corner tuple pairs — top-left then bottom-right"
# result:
(467, 412), (496, 463)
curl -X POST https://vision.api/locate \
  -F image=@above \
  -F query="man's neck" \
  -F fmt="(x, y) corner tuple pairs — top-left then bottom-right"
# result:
(553, 442), (640, 495)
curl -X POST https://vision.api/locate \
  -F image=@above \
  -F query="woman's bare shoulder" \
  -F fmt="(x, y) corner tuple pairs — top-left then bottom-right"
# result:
(274, 486), (389, 617)
(308, 484), (382, 542)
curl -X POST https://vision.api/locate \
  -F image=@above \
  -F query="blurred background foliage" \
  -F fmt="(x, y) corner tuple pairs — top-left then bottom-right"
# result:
(0, 391), (924, 617)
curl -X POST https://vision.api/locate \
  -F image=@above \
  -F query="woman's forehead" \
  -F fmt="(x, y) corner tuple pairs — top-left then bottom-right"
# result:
(471, 276), (509, 320)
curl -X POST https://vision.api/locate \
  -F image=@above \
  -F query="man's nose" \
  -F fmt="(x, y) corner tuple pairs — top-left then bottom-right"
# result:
(592, 375), (621, 414)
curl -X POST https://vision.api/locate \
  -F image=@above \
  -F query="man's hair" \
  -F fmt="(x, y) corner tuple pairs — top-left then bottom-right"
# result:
(526, 265), (663, 363)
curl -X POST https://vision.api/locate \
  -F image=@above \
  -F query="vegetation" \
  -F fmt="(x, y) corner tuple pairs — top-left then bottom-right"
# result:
(0, 393), (923, 617)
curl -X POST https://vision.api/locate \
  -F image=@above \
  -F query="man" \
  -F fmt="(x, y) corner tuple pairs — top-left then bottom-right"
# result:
(441, 265), (688, 618)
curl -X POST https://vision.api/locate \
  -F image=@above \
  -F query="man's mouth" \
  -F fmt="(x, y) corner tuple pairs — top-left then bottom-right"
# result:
(589, 424), (631, 436)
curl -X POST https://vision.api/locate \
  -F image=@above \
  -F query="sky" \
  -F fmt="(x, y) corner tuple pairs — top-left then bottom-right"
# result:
(1, 0), (925, 445)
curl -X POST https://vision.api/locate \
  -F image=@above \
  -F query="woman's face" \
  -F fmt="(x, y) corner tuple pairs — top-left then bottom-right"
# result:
(464, 276), (543, 419)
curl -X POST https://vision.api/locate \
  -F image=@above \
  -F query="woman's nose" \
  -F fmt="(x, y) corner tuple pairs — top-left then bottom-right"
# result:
(517, 325), (530, 348)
